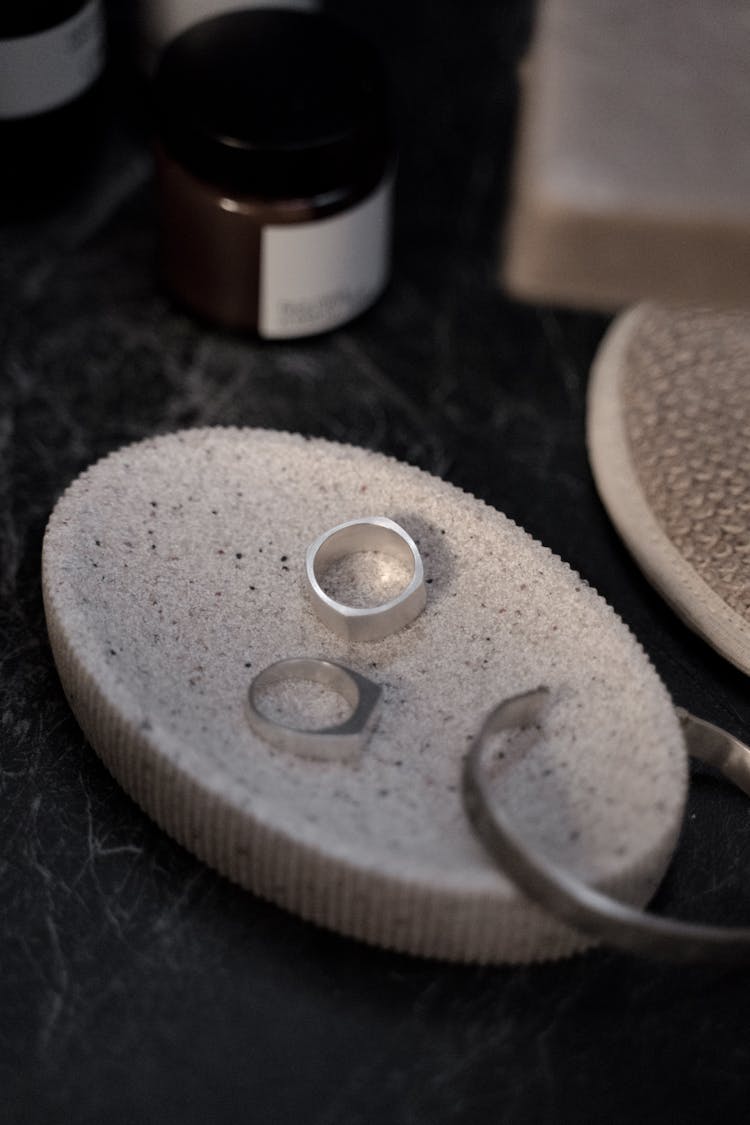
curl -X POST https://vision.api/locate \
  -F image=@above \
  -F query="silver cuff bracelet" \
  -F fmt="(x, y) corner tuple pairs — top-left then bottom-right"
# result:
(463, 687), (750, 964)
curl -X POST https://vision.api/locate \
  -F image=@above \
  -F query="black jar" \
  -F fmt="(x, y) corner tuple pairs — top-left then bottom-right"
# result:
(0, 2), (106, 210)
(153, 9), (394, 337)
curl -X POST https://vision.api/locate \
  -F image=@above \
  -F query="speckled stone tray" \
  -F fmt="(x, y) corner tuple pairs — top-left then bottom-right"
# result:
(42, 428), (687, 963)
(588, 303), (750, 676)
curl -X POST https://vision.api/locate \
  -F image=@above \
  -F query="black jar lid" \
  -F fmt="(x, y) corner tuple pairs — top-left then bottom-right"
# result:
(153, 9), (390, 200)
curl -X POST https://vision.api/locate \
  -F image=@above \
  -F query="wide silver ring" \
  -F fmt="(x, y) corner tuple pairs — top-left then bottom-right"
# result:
(462, 688), (750, 964)
(305, 516), (427, 642)
(246, 658), (382, 760)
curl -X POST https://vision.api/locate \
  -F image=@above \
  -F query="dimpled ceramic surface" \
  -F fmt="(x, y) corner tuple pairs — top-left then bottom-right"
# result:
(588, 303), (750, 676)
(42, 428), (687, 962)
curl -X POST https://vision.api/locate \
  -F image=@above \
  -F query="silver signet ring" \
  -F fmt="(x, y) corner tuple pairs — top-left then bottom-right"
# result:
(305, 516), (427, 642)
(246, 658), (382, 760)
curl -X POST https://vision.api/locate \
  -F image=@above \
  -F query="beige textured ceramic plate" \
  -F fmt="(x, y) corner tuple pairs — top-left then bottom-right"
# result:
(42, 428), (686, 963)
(588, 303), (750, 674)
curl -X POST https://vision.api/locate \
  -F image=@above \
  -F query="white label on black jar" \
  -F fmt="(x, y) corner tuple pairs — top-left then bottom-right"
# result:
(258, 176), (392, 339)
(0, 1), (105, 120)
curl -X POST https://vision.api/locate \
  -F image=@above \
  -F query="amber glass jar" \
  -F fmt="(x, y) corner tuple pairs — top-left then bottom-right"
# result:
(153, 9), (394, 338)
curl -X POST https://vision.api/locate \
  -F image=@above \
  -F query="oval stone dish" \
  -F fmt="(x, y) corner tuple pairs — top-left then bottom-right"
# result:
(42, 427), (687, 962)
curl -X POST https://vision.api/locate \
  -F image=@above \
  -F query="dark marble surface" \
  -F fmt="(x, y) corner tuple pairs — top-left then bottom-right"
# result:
(2, 3), (750, 1123)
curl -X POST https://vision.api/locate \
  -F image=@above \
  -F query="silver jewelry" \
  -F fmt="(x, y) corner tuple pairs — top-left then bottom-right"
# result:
(462, 688), (750, 964)
(246, 657), (382, 760)
(305, 516), (427, 642)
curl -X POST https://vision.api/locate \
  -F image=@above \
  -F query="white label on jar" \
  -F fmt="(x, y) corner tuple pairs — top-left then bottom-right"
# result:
(258, 175), (393, 339)
(0, 1), (105, 120)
